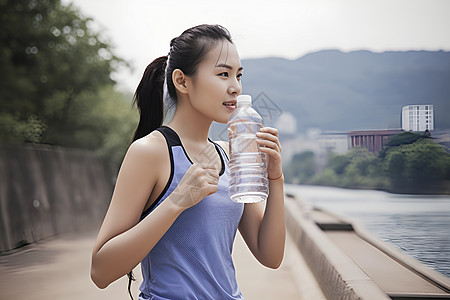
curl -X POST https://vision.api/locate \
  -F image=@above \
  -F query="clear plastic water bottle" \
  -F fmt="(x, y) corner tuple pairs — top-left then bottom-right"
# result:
(228, 95), (268, 203)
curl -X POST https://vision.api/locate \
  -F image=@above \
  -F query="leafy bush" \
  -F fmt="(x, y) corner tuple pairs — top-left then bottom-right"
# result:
(286, 134), (450, 194)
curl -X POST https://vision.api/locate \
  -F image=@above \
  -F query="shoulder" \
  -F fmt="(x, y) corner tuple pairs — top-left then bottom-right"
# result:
(124, 130), (168, 165)
(214, 140), (229, 158)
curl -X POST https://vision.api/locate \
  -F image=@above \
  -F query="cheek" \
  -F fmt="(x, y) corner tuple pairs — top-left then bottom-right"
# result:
(194, 76), (225, 99)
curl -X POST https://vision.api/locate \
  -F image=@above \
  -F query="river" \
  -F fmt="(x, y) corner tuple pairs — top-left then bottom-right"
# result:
(284, 184), (450, 278)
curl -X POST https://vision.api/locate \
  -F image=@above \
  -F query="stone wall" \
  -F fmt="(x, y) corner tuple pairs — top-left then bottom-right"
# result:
(0, 144), (114, 252)
(285, 196), (390, 300)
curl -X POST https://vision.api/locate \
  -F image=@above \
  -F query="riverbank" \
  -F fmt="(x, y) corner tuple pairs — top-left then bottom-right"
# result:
(284, 192), (450, 299)
(286, 184), (450, 278)
(288, 181), (450, 195)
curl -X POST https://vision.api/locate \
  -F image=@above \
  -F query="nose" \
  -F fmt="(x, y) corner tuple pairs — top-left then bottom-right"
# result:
(227, 77), (242, 95)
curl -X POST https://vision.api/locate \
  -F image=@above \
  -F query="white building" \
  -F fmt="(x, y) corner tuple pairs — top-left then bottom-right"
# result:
(402, 105), (434, 131)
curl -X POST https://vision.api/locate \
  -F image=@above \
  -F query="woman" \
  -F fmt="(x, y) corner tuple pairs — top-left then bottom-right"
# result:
(90, 24), (285, 300)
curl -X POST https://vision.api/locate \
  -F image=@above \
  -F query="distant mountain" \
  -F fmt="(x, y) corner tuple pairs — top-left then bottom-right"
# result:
(239, 50), (450, 132)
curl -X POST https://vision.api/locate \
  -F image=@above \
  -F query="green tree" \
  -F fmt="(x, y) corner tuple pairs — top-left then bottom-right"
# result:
(379, 131), (430, 158)
(86, 86), (138, 167)
(310, 147), (385, 189)
(0, 0), (126, 145)
(384, 151), (407, 192)
(384, 139), (450, 193)
(285, 151), (316, 184)
(297, 133), (449, 194)
(326, 152), (352, 175)
(309, 168), (340, 187)
(340, 148), (384, 188)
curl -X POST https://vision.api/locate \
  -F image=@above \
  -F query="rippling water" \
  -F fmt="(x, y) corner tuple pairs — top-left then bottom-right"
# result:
(285, 184), (450, 278)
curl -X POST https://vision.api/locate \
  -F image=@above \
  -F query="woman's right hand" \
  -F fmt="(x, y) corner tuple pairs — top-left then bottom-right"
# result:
(169, 163), (219, 210)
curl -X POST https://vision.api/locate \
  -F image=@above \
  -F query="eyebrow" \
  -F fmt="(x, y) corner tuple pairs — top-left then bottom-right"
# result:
(215, 63), (244, 71)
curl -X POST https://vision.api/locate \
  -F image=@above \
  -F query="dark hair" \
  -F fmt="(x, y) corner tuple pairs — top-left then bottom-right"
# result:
(132, 24), (233, 142)
(127, 24), (233, 299)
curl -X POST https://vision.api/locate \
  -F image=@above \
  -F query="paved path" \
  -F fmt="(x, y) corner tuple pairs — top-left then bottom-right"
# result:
(0, 228), (324, 300)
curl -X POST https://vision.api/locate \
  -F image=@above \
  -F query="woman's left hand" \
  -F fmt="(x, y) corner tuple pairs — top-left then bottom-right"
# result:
(256, 127), (283, 180)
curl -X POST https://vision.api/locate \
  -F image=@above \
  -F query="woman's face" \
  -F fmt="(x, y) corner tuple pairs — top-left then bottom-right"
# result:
(187, 40), (243, 124)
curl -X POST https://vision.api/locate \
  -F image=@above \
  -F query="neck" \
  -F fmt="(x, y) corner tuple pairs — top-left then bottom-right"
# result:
(167, 97), (212, 144)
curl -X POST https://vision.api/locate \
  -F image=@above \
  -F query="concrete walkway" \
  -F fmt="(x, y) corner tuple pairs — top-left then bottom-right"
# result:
(0, 228), (324, 300)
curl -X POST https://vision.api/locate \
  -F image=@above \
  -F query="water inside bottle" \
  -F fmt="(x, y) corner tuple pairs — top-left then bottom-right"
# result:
(228, 120), (268, 203)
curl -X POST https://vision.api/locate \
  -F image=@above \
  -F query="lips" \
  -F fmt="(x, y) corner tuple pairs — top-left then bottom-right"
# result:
(223, 100), (237, 107)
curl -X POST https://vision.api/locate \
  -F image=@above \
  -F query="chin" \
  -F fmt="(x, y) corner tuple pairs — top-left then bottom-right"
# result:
(210, 112), (230, 124)
(210, 111), (232, 124)
(214, 117), (229, 124)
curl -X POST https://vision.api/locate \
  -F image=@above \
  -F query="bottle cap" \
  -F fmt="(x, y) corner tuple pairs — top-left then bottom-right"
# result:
(237, 95), (252, 106)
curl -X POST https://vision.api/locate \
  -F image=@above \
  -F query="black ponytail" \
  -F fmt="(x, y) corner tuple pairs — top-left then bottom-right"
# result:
(128, 57), (169, 298)
(132, 56), (168, 142)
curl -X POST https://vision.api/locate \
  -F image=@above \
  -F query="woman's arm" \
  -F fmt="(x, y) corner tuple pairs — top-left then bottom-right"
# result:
(91, 133), (220, 288)
(91, 133), (178, 288)
(221, 127), (285, 269)
(238, 176), (285, 269)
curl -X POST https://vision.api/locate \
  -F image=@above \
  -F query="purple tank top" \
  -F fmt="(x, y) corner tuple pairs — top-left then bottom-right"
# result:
(138, 126), (244, 300)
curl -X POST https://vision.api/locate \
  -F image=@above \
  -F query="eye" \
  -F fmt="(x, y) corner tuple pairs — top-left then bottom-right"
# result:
(218, 72), (229, 77)
(237, 73), (243, 79)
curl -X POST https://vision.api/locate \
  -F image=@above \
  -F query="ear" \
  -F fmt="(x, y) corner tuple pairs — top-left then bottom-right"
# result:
(172, 69), (189, 94)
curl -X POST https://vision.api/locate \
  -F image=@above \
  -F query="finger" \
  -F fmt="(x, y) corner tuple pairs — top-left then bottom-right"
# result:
(260, 127), (279, 136)
(205, 171), (219, 183)
(207, 185), (219, 196)
(191, 167), (218, 184)
(206, 169), (220, 180)
(196, 162), (218, 171)
(259, 146), (282, 159)
(256, 138), (280, 153)
(256, 132), (280, 145)
(256, 131), (282, 150)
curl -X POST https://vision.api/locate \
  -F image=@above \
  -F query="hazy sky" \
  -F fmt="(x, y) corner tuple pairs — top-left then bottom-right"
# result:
(63, 0), (450, 92)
